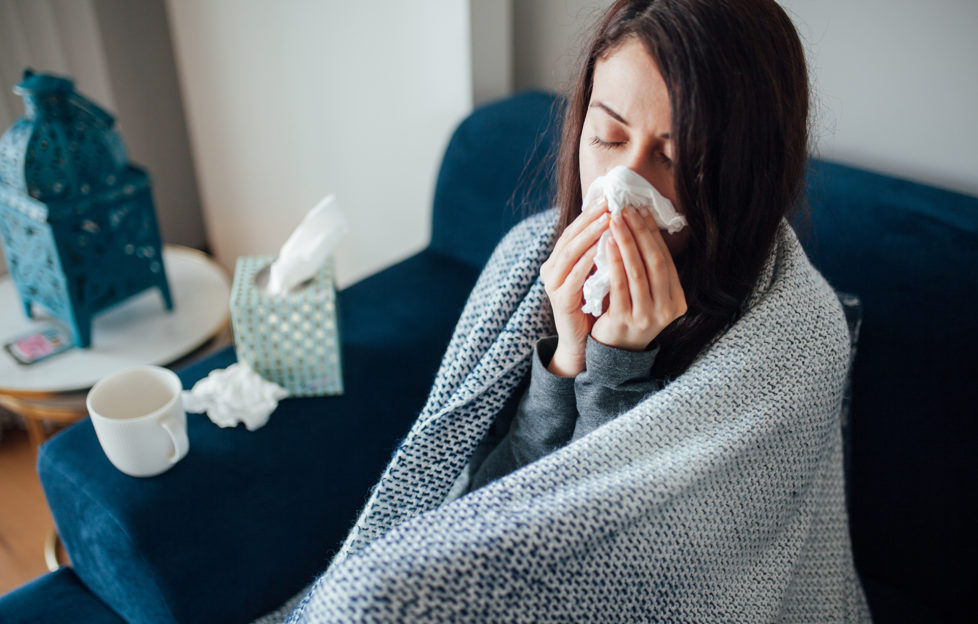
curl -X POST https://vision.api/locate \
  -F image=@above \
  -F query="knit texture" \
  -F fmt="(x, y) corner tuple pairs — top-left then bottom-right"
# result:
(281, 208), (871, 623)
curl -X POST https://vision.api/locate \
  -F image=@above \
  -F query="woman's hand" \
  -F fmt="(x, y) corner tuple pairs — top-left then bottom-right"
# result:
(539, 203), (609, 377)
(590, 205), (687, 351)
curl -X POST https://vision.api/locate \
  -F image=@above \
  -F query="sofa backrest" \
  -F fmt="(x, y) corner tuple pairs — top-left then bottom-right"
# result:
(430, 91), (562, 268)
(431, 91), (978, 620)
(794, 160), (978, 619)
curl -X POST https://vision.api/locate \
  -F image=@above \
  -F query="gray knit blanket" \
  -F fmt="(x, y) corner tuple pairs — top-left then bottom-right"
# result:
(269, 208), (871, 623)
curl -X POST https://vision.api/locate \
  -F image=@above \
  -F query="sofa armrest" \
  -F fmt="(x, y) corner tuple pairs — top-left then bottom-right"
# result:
(38, 249), (480, 624)
(0, 568), (126, 624)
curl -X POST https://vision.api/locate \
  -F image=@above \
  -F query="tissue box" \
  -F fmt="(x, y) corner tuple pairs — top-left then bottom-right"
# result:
(230, 255), (343, 397)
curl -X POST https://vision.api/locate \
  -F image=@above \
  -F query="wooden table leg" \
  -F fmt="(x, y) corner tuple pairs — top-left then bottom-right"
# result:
(23, 415), (47, 450)
(44, 528), (64, 571)
(0, 392), (87, 452)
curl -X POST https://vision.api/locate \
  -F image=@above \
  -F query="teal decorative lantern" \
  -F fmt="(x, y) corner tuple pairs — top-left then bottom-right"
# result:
(0, 70), (172, 348)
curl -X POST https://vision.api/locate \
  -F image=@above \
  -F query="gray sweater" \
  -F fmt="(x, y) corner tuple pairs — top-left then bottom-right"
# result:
(463, 334), (664, 494)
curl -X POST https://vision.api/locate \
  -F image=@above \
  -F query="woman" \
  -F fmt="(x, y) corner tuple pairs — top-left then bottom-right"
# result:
(285, 1), (871, 622)
(460, 0), (817, 496)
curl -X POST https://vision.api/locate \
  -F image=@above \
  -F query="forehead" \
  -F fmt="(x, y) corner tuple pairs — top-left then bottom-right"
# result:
(590, 37), (671, 132)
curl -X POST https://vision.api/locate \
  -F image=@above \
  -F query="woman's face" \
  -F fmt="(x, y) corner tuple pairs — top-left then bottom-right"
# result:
(579, 37), (690, 257)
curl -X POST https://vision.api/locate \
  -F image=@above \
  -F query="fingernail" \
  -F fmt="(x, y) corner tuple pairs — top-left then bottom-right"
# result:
(598, 213), (609, 223)
(612, 210), (623, 223)
(625, 206), (637, 217)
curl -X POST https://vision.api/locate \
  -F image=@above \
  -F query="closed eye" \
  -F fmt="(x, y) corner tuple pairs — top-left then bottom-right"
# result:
(590, 136), (673, 168)
(588, 136), (625, 150)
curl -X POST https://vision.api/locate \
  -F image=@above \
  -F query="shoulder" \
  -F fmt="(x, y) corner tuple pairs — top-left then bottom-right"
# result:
(737, 222), (851, 385)
(783, 224), (850, 380)
(780, 224), (848, 342)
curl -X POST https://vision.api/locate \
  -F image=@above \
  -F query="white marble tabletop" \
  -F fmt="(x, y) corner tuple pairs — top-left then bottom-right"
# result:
(0, 246), (230, 395)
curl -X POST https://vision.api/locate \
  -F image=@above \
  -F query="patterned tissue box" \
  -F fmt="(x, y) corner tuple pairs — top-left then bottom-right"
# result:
(230, 255), (343, 397)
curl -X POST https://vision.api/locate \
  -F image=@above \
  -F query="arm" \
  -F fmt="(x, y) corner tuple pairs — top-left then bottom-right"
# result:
(467, 336), (577, 492)
(571, 334), (663, 442)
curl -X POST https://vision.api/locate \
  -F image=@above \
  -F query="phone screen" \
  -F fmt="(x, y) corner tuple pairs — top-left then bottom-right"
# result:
(4, 326), (74, 365)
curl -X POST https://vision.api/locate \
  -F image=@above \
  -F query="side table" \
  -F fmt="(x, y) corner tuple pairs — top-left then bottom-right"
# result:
(0, 245), (231, 571)
(0, 245), (232, 443)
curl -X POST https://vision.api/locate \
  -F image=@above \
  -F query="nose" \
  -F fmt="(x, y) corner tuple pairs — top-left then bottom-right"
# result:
(621, 144), (672, 199)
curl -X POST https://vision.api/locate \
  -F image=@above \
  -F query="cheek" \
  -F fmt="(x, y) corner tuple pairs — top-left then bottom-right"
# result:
(660, 180), (680, 209)
(578, 142), (605, 198)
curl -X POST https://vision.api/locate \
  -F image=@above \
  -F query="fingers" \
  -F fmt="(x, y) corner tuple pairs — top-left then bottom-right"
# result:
(544, 241), (599, 308)
(605, 235), (630, 314)
(620, 208), (671, 307)
(649, 221), (687, 316)
(624, 207), (686, 313)
(551, 200), (607, 257)
(591, 206), (689, 351)
(541, 211), (608, 289)
(565, 243), (600, 293)
(608, 210), (652, 315)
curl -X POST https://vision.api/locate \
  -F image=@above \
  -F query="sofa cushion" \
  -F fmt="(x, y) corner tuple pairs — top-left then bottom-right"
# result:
(861, 574), (945, 624)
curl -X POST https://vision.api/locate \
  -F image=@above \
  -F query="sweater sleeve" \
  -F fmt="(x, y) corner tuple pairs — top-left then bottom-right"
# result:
(466, 336), (577, 492)
(570, 335), (664, 443)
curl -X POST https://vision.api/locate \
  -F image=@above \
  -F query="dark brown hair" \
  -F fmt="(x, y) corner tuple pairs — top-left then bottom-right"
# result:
(556, 0), (810, 377)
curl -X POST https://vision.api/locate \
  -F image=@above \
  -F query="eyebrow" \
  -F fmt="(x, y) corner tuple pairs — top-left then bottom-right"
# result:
(590, 101), (670, 139)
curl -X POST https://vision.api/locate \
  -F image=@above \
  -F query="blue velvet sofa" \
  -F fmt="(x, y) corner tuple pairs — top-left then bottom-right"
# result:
(1, 91), (975, 623)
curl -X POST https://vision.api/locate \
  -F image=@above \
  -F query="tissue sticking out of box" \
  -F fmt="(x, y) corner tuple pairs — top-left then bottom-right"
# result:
(182, 362), (288, 431)
(580, 166), (688, 317)
(266, 194), (348, 296)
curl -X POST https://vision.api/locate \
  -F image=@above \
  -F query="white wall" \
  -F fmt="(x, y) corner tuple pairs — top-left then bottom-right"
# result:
(470, 0), (514, 107)
(90, 0), (206, 251)
(514, 0), (611, 94)
(780, 0), (978, 197)
(513, 0), (978, 197)
(165, 0), (473, 288)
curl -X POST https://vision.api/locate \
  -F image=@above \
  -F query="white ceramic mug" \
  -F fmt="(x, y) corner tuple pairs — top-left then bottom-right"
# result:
(87, 365), (189, 477)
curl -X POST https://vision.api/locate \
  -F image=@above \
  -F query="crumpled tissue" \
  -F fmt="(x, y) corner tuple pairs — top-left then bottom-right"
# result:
(182, 362), (288, 431)
(580, 165), (688, 316)
(267, 194), (348, 296)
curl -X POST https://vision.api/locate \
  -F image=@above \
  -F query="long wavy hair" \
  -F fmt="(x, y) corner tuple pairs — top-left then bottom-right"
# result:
(555, 0), (811, 377)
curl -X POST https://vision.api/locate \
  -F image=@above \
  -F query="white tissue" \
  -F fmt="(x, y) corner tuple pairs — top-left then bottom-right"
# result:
(182, 362), (288, 431)
(267, 194), (348, 295)
(580, 166), (687, 316)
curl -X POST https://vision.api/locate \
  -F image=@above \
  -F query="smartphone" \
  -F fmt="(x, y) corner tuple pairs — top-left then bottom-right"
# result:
(4, 325), (75, 365)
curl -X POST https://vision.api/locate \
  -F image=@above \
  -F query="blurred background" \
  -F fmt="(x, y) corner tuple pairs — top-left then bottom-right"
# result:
(0, 0), (975, 286)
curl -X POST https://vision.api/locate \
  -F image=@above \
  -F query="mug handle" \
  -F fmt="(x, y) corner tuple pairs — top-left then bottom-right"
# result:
(160, 417), (189, 464)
